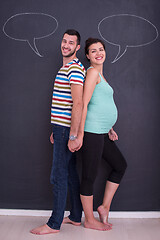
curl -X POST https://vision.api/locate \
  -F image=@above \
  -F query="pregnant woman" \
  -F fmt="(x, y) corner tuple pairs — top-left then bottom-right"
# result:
(77, 38), (127, 231)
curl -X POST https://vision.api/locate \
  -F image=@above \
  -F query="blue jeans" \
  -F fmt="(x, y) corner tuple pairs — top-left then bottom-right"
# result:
(47, 124), (82, 230)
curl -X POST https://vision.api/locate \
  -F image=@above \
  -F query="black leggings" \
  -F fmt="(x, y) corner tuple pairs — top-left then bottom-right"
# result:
(79, 132), (127, 196)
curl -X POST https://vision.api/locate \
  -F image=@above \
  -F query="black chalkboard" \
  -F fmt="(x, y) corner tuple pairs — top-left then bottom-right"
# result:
(0, 0), (160, 211)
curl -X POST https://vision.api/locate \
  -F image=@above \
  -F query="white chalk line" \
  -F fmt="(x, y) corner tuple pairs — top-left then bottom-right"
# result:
(98, 14), (159, 63)
(3, 12), (59, 57)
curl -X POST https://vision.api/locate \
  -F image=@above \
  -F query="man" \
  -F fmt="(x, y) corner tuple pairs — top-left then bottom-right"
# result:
(30, 29), (85, 234)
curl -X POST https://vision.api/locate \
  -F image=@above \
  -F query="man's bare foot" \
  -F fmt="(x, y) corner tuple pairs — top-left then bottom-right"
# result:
(30, 224), (59, 235)
(97, 205), (112, 226)
(62, 217), (81, 226)
(84, 218), (112, 231)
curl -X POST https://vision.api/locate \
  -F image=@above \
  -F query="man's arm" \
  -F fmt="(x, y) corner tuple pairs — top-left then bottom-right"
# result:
(76, 68), (98, 150)
(68, 84), (83, 152)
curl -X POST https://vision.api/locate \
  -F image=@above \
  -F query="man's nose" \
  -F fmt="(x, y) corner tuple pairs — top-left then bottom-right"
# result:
(63, 42), (69, 48)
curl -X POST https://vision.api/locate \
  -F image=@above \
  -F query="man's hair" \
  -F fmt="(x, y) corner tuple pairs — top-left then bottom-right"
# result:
(63, 29), (81, 45)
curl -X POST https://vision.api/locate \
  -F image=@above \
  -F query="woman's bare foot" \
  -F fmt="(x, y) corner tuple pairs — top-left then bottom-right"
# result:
(97, 205), (112, 226)
(84, 218), (112, 231)
(62, 217), (81, 226)
(30, 224), (59, 235)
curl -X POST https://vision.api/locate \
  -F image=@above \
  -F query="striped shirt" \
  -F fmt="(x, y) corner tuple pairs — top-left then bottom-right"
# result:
(51, 58), (85, 127)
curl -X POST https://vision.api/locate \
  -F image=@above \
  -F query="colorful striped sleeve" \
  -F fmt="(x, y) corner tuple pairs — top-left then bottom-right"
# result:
(68, 64), (85, 86)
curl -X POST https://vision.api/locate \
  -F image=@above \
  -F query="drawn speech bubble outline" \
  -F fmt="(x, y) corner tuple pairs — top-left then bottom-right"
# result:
(3, 12), (58, 57)
(98, 14), (159, 63)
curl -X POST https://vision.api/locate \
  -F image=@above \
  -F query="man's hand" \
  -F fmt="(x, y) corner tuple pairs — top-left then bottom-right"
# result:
(108, 128), (118, 141)
(50, 133), (54, 144)
(68, 138), (81, 152)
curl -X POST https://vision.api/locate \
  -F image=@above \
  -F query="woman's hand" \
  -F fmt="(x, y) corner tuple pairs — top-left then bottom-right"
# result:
(76, 134), (84, 151)
(108, 128), (118, 141)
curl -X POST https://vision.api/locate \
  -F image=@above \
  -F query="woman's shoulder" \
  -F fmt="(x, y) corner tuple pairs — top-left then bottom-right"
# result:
(86, 67), (99, 77)
(85, 67), (100, 85)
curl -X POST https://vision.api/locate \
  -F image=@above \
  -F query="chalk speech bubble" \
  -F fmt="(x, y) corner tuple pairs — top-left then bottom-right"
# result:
(3, 13), (58, 57)
(98, 14), (158, 63)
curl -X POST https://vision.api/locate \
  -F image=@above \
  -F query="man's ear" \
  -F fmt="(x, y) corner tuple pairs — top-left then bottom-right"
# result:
(76, 44), (80, 52)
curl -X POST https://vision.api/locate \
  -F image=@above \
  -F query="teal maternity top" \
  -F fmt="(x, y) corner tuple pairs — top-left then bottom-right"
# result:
(84, 69), (118, 134)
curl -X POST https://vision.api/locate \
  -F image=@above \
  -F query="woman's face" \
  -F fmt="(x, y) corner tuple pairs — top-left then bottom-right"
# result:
(87, 42), (106, 65)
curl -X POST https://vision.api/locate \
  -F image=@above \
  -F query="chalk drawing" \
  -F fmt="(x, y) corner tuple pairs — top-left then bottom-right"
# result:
(3, 13), (58, 57)
(98, 14), (159, 63)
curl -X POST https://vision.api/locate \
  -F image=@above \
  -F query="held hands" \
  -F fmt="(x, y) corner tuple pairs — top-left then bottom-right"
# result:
(68, 134), (83, 152)
(50, 132), (83, 152)
(108, 128), (118, 141)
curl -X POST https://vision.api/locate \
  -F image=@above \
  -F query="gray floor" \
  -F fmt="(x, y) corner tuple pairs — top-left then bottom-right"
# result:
(0, 215), (160, 240)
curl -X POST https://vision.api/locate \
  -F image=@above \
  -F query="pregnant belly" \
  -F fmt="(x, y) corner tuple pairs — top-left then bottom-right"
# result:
(100, 105), (117, 127)
(85, 103), (118, 133)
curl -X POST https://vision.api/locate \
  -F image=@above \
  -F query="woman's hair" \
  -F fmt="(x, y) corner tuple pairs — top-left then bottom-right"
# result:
(85, 38), (106, 56)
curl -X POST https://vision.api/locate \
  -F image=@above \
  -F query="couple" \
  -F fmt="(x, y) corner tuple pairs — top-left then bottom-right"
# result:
(30, 29), (127, 234)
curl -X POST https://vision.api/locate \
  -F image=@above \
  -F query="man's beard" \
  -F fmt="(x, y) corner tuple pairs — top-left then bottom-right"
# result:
(62, 48), (76, 58)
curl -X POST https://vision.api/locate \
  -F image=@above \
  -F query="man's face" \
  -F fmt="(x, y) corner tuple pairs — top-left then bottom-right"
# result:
(61, 34), (80, 58)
